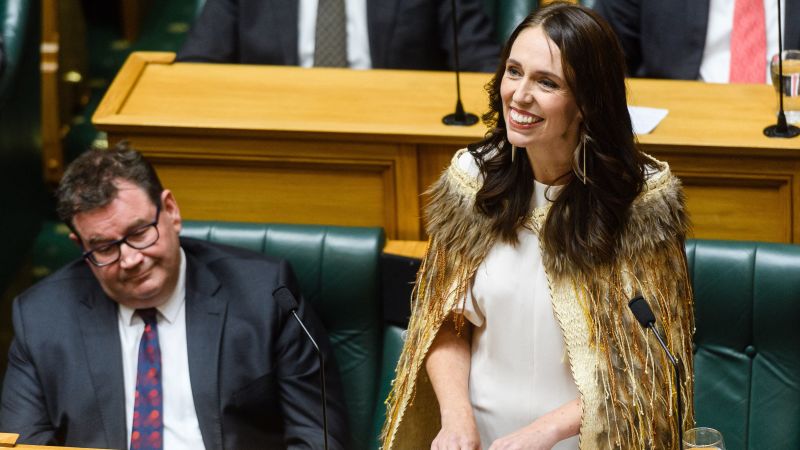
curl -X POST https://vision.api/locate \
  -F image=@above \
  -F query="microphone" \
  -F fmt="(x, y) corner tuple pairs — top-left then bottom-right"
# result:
(628, 295), (683, 446)
(442, 0), (479, 126)
(764, 0), (800, 138)
(272, 286), (329, 450)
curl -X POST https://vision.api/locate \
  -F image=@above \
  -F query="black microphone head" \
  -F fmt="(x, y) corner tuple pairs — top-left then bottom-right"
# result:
(272, 285), (299, 313)
(628, 295), (656, 329)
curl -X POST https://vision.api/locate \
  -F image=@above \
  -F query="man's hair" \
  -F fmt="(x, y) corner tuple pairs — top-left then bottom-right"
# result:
(56, 142), (164, 230)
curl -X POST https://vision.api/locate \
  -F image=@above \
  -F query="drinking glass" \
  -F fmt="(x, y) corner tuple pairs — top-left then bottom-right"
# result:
(770, 49), (800, 124)
(683, 427), (726, 450)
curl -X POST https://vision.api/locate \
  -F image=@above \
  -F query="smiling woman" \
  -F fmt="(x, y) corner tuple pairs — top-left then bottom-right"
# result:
(501, 26), (582, 185)
(381, 3), (695, 450)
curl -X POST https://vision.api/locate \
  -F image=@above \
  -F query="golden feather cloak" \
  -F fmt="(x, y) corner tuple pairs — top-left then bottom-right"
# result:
(381, 149), (695, 449)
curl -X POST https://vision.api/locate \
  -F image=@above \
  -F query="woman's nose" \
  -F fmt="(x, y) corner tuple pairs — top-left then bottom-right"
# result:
(512, 83), (533, 104)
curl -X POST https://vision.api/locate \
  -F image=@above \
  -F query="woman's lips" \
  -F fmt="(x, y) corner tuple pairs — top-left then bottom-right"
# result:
(509, 108), (543, 128)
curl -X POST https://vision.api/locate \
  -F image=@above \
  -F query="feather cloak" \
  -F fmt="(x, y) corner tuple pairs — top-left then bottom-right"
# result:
(381, 149), (694, 449)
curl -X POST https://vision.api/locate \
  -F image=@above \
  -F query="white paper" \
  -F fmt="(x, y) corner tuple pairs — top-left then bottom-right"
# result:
(628, 105), (669, 135)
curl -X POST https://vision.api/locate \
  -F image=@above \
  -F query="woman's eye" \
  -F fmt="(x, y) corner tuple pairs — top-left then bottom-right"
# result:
(506, 66), (522, 77)
(539, 79), (558, 89)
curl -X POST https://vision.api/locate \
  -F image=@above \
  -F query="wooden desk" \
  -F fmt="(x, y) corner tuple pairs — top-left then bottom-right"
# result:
(94, 52), (800, 242)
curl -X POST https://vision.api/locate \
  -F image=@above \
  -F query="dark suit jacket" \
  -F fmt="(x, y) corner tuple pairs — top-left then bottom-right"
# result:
(176, 0), (500, 72)
(594, 0), (800, 79)
(0, 238), (348, 450)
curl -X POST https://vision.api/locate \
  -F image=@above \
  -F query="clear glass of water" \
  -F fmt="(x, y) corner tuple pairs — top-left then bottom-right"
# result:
(770, 49), (800, 124)
(683, 427), (726, 449)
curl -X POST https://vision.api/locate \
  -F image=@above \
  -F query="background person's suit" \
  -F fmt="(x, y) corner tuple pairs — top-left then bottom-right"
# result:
(0, 238), (348, 450)
(594, 0), (800, 79)
(176, 0), (500, 72)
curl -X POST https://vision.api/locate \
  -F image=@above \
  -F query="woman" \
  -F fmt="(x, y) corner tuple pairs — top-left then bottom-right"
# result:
(381, 3), (694, 449)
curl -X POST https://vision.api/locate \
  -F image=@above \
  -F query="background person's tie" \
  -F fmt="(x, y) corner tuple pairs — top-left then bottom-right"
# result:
(729, 0), (767, 83)
(130, 308), (163, 450)
(314, 0), (348, 67)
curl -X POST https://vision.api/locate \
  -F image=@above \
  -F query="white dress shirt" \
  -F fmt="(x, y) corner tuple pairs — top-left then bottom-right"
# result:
(118, 248), (205, 450)
(298, 0), (372, 68)
(700, 0), (785, 83)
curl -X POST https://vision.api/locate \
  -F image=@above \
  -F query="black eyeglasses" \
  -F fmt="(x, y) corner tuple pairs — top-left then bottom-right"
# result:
(82, 206), (161, 267)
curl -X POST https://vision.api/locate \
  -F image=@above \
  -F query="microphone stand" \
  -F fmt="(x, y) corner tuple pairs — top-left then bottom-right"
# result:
(288, 309), (329, 450)
(442, 0), (479, 126)
(628, 296), (684, 447)
(646, 322), (684, 448)
(273, 287), (329, 450)
(764, 0), (800, 138)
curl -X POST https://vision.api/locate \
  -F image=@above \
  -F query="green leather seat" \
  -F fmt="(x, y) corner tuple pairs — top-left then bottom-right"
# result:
(483, 0), (539, 43)
(0, 0), (45, 296)
(0, 0), (45, 385)
(687, 240), (800, 450)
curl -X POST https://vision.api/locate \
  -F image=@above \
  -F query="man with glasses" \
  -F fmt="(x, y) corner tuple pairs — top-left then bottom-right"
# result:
(0, 143), (349, 449)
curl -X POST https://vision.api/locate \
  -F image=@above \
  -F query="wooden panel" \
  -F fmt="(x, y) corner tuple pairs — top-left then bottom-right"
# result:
(384, 240), (428, 260)
(109, 134), (421, 238)
(157, 159), (393, 233)
(680, 174), (791, 242)
(419, 144), (462, 193)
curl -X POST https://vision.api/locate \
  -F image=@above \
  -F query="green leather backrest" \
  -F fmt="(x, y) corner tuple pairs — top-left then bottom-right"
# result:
(372, 325), (405, 444)
(687, 240), (800, 450)
(483, 0), (539, 43)
(0, 0), (44, 302)
(180, 221), (385, 450)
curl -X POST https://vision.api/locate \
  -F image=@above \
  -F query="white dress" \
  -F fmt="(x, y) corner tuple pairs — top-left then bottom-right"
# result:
(458, 156), (580, 449)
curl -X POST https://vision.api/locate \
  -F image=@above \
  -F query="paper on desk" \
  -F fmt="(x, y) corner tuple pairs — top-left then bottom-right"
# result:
(628, 105), (668, 135)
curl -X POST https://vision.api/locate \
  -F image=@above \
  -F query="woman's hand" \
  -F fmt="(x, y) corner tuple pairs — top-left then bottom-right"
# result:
(486, 420), (558, 450)
(427, 314), (479, 450)
(488, 398), (582, 450)
(431, 416), (481, 450)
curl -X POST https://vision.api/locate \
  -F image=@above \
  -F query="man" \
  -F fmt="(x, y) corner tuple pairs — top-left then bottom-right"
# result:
(0, 144), (348, 449)
(176, 0), (500, 72)
(594, 0), (800, 81)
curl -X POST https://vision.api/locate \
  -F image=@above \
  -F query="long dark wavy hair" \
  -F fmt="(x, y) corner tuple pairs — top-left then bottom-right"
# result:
(469, 2), (656, 272)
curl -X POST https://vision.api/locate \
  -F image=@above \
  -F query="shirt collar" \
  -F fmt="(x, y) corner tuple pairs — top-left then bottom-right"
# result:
(118, 247), (187, 326)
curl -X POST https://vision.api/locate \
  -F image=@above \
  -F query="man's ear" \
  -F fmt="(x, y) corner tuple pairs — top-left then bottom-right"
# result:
(68, 232), (81, 247)
(161, 189), (182, 233)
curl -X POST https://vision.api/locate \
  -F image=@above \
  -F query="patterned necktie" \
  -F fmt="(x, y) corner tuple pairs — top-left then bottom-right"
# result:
(729, 0), (767, 83)
(314, 0), (348, 67)
(130, 308), (163, 450)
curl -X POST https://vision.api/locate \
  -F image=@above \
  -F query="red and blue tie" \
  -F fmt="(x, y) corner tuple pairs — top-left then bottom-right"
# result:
(131, 308), (163, 450)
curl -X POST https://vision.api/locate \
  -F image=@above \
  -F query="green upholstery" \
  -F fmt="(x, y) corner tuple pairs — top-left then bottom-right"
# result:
(687, 240), (800, 450)
(372, 325), (405, 443)
(0, 0), (44, 296)
(483, 0), (539, 43)
(0, 0), (45, 383)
